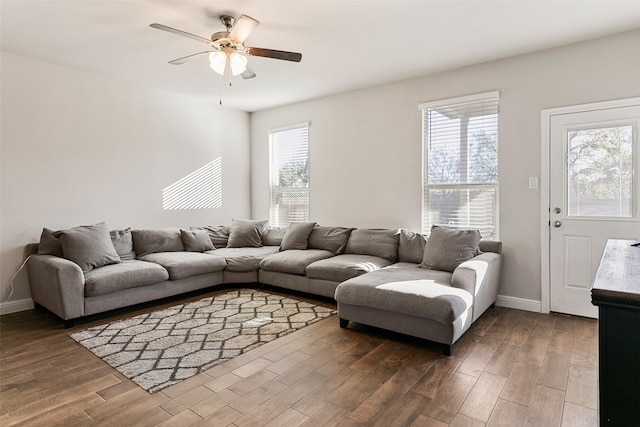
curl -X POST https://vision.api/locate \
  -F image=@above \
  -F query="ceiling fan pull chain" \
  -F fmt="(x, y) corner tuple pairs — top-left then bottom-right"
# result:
(219, 74), (223, 105)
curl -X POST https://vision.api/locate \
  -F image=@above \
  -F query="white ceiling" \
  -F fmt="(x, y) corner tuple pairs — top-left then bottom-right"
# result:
(2, 1), (639, 112)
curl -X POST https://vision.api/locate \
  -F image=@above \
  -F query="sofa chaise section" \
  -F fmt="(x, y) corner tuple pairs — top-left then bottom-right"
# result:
(334, 236), (503, 356)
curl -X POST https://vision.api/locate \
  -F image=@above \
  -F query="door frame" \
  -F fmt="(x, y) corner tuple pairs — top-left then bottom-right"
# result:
(540, 96), (640, 314)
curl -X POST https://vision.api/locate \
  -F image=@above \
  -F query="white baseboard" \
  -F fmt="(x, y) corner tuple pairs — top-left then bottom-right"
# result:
(0, 298), (34, 315)
(495, 295), (542, 313)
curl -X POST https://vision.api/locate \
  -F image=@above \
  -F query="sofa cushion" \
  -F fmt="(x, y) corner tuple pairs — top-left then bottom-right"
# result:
(192, 226), (230, 248)
(132, 228), (185, 257)
(206, 246), (279, 272)
(262, 227), (287, 246)
(344, 229), (399, 262)
(398, 229), (426, 264)
(59, 222), (121, 273)
(84, 260), (169, 297)
(306, 254), (393, 283)
(37, 228), (63, 257)
(308, 226), (354, 255)
(260, 249), (334, 276)
(280, 222), (316, 251)
(335, 267), (472, 325)
(110, 228), (136, 261)
(139, 252), (226, 280)
(227, 219), (268, 248)
(181, 229), (214, 252)
(421, 226), (481, 273)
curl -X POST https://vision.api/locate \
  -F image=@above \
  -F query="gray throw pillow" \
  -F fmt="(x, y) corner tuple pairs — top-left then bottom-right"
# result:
(131, 228), (185, 257)
(280, 222), (316, 251)
(344, 228), (399, 262)
(227, 219), (268, 248)
(308, 226), (354, 255)
(262, 227), (288, 246)
(37, 228), (63, 257)
(110, 228), (136, 261)
(420, 225), (481, 273)
(191, 226), (230, 248)
(59, 222), (121, 273)
(181, 229), (214, 252)
(398, 229), (427, 264)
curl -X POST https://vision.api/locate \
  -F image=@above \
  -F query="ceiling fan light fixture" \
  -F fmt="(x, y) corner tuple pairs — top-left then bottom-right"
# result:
(208, 51), (227, 75)
(230, 52), (248, 76)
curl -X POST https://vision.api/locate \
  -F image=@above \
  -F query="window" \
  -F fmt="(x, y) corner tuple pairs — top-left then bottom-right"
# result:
(269, 123), (310, 227)
(567, 125), (633, 217)
(420, 92), (499, 238)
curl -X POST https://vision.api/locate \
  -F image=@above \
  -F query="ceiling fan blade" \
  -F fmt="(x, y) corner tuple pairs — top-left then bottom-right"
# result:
(150, 23), (211, 44)
(241, 65), (256, 80)
(246, 47), (302, 62)
(168, 51), (213, 65)
(229, 15), (259, 43)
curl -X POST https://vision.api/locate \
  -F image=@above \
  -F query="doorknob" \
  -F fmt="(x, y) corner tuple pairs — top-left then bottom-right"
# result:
(553, 221), (562, 227)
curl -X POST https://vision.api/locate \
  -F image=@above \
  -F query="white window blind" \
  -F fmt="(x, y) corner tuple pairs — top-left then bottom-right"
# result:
(269, 123), (310, 227)
(420, 93), (499, 238)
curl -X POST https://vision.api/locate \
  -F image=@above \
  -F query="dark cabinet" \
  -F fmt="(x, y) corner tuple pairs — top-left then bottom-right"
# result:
(591, 239), (640, 427)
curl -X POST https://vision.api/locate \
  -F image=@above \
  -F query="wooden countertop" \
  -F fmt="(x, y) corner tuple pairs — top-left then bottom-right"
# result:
(591, 239), (640, 309)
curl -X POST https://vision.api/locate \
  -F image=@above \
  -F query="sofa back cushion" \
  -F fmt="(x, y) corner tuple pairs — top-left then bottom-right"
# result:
(37, 228), (63, 257)
(192, 226), (230, 248)
(262, 227), (287, 246)
(420, 225), (481, 272)
(345, 229), (399, 262)
(59, 222), (121, 273)
(397, 229), (427, 264)
(280, 222), (316, 251)
(227, 219), (268, 248)
(110, 228), (136, 261)
(132, 228), (185, 257)
(181, 229), (214, 252)
(308, 226), (354, 255)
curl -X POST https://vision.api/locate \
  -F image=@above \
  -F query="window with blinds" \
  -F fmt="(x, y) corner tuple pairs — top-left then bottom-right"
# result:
(269, 123), (310, 227)
(420, 92), (499, 239)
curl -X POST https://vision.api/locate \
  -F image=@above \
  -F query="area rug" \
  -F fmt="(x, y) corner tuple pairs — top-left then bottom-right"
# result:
(70, 288), (335, 393)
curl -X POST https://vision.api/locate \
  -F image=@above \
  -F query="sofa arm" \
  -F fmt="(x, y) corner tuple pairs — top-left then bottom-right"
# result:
(27, 254), (85, 320)
(451, 252), (502, 322)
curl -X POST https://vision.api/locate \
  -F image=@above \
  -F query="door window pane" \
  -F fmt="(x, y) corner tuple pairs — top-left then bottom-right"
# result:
(567, 125), (633, 217)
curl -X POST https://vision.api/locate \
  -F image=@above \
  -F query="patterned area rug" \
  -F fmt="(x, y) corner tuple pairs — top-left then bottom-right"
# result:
(70, 289), (335, 393)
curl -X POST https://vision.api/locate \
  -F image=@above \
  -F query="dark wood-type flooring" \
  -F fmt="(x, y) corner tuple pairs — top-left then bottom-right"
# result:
(0, 287), (598, 426)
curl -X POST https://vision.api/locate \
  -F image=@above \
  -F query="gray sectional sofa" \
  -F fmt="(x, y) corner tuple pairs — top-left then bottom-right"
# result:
(26, 219), (502, 355)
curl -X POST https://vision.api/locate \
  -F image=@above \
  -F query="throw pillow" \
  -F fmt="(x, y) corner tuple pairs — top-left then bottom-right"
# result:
(397, 229), (427, 264)
(110, 228), (136, 261)
(227, 219), (268, 248)
(59, 222), (121, 273)
(280, 222), (316, 251)
(308, 226), (354, 255)
(131, 228), (185, 257)
(37, 228), (63, 257)
(420, 225), (481, 273)
(191, 226), (230, 248)
(344, 228), (399, 262)
(262, 227), (288, 246)
(181, 229), (214, 252)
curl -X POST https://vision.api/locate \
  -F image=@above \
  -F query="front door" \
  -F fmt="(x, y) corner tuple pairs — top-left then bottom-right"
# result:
(549, 102), (640, 318)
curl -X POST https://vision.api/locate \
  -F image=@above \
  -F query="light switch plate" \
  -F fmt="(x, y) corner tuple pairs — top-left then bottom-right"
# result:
(529, 177), (538, 189)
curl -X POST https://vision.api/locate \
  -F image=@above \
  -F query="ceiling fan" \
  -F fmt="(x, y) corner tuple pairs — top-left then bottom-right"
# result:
(150, 14), (302, 80)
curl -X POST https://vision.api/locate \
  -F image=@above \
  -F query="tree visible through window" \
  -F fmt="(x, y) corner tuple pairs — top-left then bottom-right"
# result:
(269, 123), (310, 227)
(567, 125), (633, 217)
(421, 93), (499, 238)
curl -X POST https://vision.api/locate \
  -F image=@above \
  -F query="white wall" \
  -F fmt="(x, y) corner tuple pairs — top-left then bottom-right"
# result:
(0, 53), (251, 308)
(251, 30), (640, 306)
